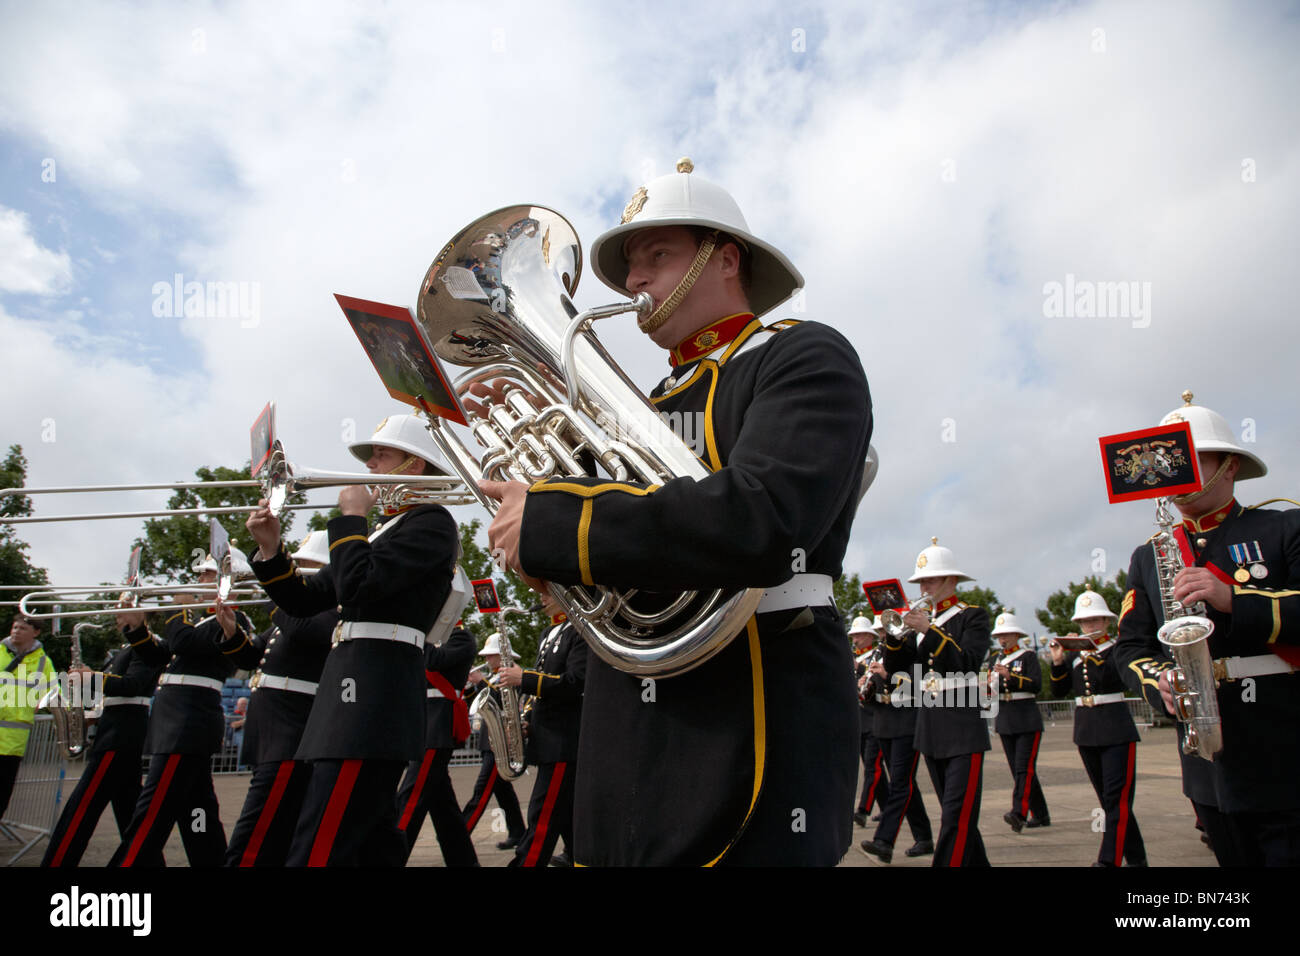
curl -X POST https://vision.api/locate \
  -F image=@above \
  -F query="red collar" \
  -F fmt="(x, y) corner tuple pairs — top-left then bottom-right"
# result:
(669, 313), (755, 366)
(934, 595), (960, 614)
(1181, 499), (1239, 534)
(550, 613), (567, 625)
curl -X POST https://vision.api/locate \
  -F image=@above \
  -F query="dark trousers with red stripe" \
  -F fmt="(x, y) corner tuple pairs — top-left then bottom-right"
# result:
(462, 750), (525, 838)
(924, 752), (989, 867)
(224, 759), (313, 867)
(285, 758), (407, 867)
(871, 735), (932, 848)
(999, 731), (1049, 821)
(395, 748), (478, 866)
(510, 760), (573, 868)
(1079, 742), (1145, 866)
(857, 732), (887, 814)
(108, 753), (227, 867)
(42, 749), (149, 867)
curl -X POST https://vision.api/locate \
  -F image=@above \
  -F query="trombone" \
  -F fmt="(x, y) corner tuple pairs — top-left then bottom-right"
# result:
(0, 439), (478, 524)
(15, 584), (270, 621)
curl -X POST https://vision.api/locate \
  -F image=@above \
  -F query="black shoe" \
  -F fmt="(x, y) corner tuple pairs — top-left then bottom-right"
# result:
(549, 851), (573, 868)
(859, 838), (893, 864)
(853, 811), (869, 828)
(1003, 811), (1026, 833)
(1026, 816), (1051, 828)
(871, 812), (882, 822)
(1126, 858), (1149, 867)
(496, 835), (523, 850)
(904, 840), (934, 858)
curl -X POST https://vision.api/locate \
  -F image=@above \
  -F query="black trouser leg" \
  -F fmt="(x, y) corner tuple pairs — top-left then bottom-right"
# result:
(925, 752), (988, 867)
(286, 758), (406, 867)
(872, 735), (931, 847)
(44, 749), (138, 867)
(511, 761), (574, 868)
(225, 759), (313, 867)
(1079, 742), (1143, 866)
(858, 732), (889, 814)
(110, 753), (225, 867)
(395, 748), (479, 866)
(462, 751), (524, 838)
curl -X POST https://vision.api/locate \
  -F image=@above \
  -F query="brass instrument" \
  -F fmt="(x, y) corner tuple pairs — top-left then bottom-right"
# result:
(16, 584), (267, 621)
(38, 622), (95, 758)
(1152, 498), (1221, 759)
(880, 594), (935, 639)
(469, 616), (529, 780)
(0, 438), (476, 524)
(415, 205), (763, 678)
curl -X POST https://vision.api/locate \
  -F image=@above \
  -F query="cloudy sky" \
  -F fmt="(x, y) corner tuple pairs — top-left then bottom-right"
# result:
(2, 0), (1296, 632)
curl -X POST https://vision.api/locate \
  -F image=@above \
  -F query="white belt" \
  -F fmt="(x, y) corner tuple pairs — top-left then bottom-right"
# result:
(1075, 692), (1126, 707)
(252, 673), (318, 696)
(102, 696), (151, 707)
(1214, 654), (1297, 680)
(756, 573), (834, 614)
(1000, 692), (1036, 701)
(158, 674), (224, 692)
(332, 620), (425, 649)
(426, 688), (462, 699)
(921, 675), (979, 693)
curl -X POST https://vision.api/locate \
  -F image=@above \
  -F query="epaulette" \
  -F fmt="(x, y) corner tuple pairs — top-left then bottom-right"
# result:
(1246, 498), (1300, 511)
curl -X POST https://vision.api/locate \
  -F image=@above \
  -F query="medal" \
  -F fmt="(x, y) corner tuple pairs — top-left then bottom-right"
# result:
(1234, 567), (1251, 583)
(1250, 563), (1268, 579)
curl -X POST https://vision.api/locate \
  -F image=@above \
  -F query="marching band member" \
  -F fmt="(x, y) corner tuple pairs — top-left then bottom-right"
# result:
(482, 160), (872, 865)
(41, 608), (163, 867)
(394, 621), (478, 866)
(1114, 393), (1300, 866)
(885, 540), (990, 867)
(245, 414), (460, 867)
(223, 530), (335, 867)
(851, 616), (886, 827)
(989, 612), (1050, 832)
(461, 632), (526, 849)
(861, 613), (934, 864)
(1049, 590), (1146, 867)
(496, 590), (586, 867)
(0, 614), (57, 821)
(108, 560), (253, 867)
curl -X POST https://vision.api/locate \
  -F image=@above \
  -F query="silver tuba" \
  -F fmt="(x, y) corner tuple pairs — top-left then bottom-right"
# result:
(38, 622), (94, 758)
(1151, 498), (1221, 759)
(415, 206), (763, 678)
(469, 623), (528, 780)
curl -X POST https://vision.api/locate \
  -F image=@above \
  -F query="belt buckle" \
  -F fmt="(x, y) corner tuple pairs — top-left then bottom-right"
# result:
(331, 622), (344, 648)
(1080, 694), (1094, 707)
(250, 671), (263, 691)
(1212, 658), (1229, 682)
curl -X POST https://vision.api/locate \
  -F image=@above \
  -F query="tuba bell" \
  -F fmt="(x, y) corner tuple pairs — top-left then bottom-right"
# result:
(415, 205), (763, 678)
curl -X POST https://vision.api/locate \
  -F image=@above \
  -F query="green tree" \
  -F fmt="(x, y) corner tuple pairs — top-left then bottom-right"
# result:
(1036, 571), (1129, 638)
(0, 444), (60, 654)
(457, 519), (546, 666)
(955, 584), (1003, 619)
(834, 572), (870, 625)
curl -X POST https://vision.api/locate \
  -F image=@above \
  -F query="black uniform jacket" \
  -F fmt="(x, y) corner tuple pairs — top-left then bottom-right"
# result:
(1114, 499), (1300, 813)
(873, 635), (920, 740)
(521, 621), (586, 764)
(135, 607), (248, 755)
(91, 632), (164, 753)
(856, 644), (888, 734)
(519, 318), (871, 866)
(1050, 640), (1139, 747)
(423, 627), (476, 750)
(230, 607), (337, 766)
(992, 647), (1044, 736)
(884, 602), (991, 759)
(251, 505), (458, 762)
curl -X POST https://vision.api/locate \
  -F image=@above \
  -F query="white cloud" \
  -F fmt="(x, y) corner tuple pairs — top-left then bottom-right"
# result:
(0, 206), (73, 294)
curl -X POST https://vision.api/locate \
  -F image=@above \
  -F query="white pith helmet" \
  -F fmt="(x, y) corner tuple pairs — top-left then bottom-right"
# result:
(348, 413), (451, 475)
(907, 537), (973, 583)
(1071, 590), (1117, 622)
(590, 158), (804, 318)
(992, 611), (1029, 637)
(848, 615), (876, 636)
(195, 553), (220, 574)
(479, 632), (520, 659)
(291, 530), (331, 565)
(1159, 390), (1265, 480)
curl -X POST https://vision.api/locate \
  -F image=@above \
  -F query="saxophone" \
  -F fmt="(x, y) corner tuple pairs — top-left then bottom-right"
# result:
(469, 618), (528, 780)
(38, 622), (92, 758)
(1152, 498), (1222, 759)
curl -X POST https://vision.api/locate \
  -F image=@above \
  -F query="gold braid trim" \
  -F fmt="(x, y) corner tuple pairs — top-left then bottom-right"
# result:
(638, 233), (717, 335)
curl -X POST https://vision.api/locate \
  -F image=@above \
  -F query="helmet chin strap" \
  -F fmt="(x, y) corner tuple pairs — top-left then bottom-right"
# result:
(1171, 454), (1235, 507)
(637, 232), (718, 335)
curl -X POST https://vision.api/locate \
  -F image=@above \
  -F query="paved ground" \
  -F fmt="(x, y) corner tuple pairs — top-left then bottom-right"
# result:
(5, 719), (1217, 867)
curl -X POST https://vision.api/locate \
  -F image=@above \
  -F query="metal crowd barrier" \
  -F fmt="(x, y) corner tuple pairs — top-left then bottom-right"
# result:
(1, 715), (66, 866)
(1035, 697), (1171, 729)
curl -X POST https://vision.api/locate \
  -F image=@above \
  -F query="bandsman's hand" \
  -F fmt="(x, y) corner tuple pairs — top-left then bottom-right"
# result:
(339, 484), (380, 517)
(994, 663), (1010, 678)
(467, 670), (485, 686)
(902, 608), (931, 633)
(869, 661), (887, 677)
(1049, 640), (1066, 666)
(215, 600), (237, 639)
(1172, 567), (1232, 613)
(480, 479), (530, 577)
(245, 498), (282, 559)
(1157, 670), (1178, 717)
(498, 664), (524, 688)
